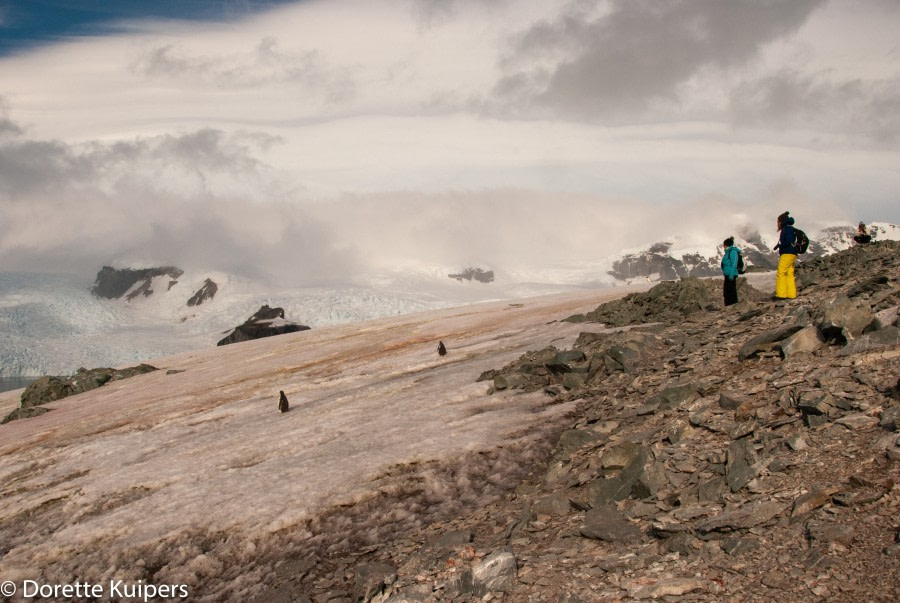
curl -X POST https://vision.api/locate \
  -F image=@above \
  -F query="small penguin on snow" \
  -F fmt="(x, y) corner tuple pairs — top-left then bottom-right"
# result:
(278, 390), (290, 413)
(437, 340), (447, 357)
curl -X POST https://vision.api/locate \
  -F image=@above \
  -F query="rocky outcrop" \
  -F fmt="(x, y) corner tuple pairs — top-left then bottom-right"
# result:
(2, 364), (158, 424)
(217, 305), (310, 346)
(187, 278), (218, 307)
(449, 268), (495, 283)
(91, 266), (183, 300)
(255, 241), (900, 602)
(566, 275), (767, 327)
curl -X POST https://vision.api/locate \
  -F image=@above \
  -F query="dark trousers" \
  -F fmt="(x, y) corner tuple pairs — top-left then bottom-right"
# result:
(723, 276), (738, 306)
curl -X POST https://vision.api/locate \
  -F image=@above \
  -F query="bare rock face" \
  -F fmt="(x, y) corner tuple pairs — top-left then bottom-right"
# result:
(216, 305), (310, 346)
(91, 266), (183, 300)
(187, 278), (218, 307)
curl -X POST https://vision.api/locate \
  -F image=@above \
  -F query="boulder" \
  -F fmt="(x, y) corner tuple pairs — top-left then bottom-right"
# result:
(837, 326), (900, 356)
(726, 438), (758, 492)
(471, 551), (517, 594)
(870, 306), (899, 331)
(580, 505), (642, 542)
(778, 325), (824, 358)
(818, 294), (874, 342)
(739, 324), (805, 360)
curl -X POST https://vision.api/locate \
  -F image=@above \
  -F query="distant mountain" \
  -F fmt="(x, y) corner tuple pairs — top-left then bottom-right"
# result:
(92, 266), (219, 307)
(91, 265), (184, 300)
(448, 267), (495, 283)
(606, 221), (899, 283)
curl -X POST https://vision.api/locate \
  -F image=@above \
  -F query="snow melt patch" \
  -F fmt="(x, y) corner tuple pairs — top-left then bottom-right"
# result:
(0, 287), (646, 601)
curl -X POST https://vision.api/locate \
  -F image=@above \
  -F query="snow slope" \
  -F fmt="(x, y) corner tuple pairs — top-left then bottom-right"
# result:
(0, 269), (586, 378)
(0, 286), (647, 601)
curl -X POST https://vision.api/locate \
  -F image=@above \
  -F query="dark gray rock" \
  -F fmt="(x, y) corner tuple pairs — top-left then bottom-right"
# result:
(881, 405), (900, 431)
(217, 305), (310, 346)
(533, 492), (574, 516)
(739, 324), (805, 360)
(807, 521), (854, 546)
(493, 373), (531, 390)
(778, 325), (824, 358)
(448, 268), (494, 283)
(605, 344), (640, 373)
(352, 563), (396, 602)
(580, 505), (642, 542)
(426, 529), (473, 552)
(838, 326), (900, 356)
(819, 294), (874, 342)
(556, 429), (599, 458)
(647, 381), (700, 410)
(588, 444), (656, 506)
(187, 278), (218, 306)
(699, 500), (787, 533)
(722, 536), (762, 556)
(719, 390), (749, 410)
(471, 551), (517, 594)
(726, 438), (758, 492)
(871, 306), (899, 331)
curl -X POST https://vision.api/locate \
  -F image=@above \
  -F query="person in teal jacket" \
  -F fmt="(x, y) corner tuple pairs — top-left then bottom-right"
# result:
(721, 236), (741, 306)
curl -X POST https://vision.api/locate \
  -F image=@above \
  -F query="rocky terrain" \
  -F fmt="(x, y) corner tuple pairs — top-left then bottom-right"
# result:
(1, 364), (157, 424)
(257, 241), (900, 602)
(217, 304), (311, 346)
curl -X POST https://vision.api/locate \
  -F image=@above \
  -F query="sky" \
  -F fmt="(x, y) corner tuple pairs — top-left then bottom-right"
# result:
(1, 0), (899, 284)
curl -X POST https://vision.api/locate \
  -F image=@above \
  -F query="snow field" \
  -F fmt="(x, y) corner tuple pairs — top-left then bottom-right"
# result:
(0, 287), (645, 600)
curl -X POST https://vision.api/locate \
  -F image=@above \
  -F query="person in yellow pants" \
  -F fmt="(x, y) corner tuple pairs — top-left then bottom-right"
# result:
(773, 211), (798, 299)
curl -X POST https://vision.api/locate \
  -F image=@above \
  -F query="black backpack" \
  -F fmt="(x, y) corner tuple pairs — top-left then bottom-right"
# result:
(737, 251), (746, 274)
(793, 228), (810, 254)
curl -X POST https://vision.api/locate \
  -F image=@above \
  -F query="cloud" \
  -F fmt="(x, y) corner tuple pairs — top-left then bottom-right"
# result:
(0, 121), (362, 284)
(489, 0), (826, 121)
(1, 0), (899, 285)
(130, 36), (358, 101)
(0, 123), (280, 201)
(729, 71), (900, 144)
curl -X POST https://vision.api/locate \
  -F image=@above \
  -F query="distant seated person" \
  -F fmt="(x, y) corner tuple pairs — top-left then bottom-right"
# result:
(854, 222), (872, 245)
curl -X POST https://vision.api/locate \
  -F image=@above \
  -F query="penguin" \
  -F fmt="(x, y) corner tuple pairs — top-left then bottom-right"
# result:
(437, 341), (447, 357)
(278, 390), (290, 413)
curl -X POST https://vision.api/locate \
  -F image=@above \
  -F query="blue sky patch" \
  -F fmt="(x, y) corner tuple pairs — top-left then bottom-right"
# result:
(0, 0), (298, 56)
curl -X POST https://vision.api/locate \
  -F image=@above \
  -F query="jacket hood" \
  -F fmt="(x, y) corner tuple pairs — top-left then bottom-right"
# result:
(786, 216), (795, 226)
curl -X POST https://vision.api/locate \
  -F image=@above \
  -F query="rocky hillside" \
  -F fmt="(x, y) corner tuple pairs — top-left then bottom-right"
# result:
(257, 241), (900, 602)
